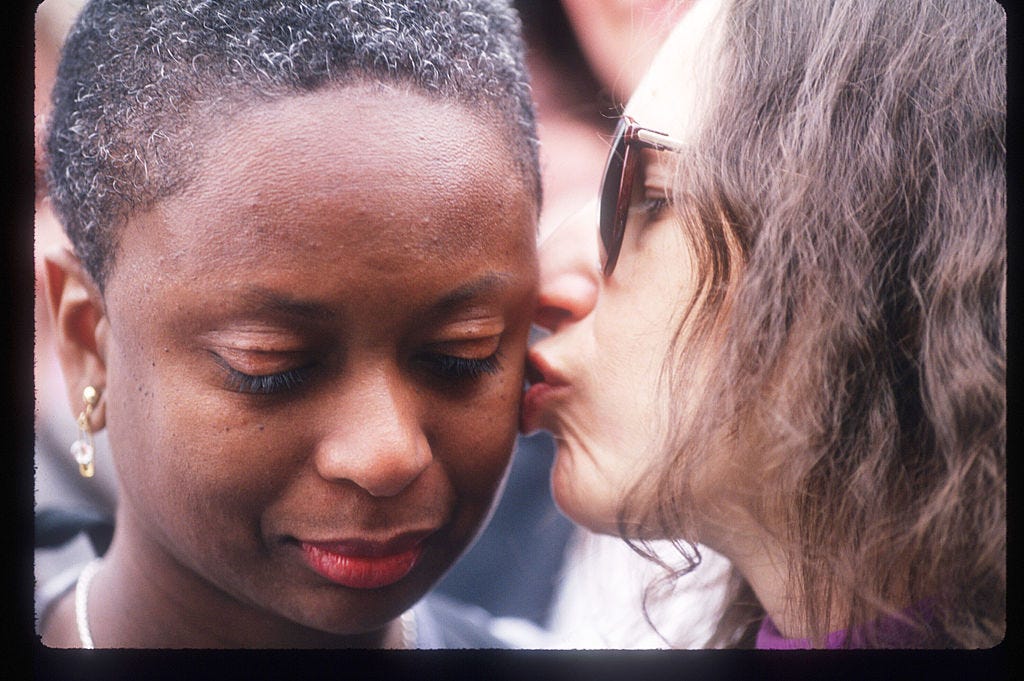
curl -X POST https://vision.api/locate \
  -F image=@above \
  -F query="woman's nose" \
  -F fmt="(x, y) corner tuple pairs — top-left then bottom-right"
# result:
(313, 370), (431, 497)
(534, 201), (601, 332)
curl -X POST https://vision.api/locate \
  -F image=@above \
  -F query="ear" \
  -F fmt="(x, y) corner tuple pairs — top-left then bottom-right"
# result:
(42, 247), (110, 430)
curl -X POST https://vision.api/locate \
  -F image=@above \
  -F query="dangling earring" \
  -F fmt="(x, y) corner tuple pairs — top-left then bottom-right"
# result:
(70, 386), (99, 478)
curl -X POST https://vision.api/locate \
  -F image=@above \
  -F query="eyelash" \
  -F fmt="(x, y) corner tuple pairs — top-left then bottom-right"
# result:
(215, 350), (502, 396)
(222, 364), (314, 395)
(419, 351), (502, 381)
(639, 197), (669, 215)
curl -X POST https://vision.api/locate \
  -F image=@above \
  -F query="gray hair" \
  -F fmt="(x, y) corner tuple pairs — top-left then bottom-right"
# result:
(46, 0), (540, 289)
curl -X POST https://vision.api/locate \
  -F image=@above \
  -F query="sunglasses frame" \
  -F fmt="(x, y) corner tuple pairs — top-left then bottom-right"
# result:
(599, 115), (686, 277)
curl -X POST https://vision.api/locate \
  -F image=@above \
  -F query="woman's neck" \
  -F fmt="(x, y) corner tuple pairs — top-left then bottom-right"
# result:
(703, 512), (827, 641)
(728, 542), (807, 639)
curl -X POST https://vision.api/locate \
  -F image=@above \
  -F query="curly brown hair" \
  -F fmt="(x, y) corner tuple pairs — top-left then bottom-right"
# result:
(626, 0), (1005, 648)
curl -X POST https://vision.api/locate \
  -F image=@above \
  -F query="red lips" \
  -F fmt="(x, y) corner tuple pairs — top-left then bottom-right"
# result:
(298, 533), (429, 589)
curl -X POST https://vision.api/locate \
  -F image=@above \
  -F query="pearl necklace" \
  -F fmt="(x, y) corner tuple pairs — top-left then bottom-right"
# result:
(397, 608), (419, 650)
(74, 557), (418, 649)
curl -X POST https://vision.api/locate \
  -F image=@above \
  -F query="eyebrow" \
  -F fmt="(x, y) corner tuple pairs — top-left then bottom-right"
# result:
(238, 288), (336, 320)
(433, 272), (516, 311)
(237, 272), (517, 320)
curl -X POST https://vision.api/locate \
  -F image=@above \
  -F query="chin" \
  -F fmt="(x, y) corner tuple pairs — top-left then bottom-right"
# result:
(550, 443), (624, 537)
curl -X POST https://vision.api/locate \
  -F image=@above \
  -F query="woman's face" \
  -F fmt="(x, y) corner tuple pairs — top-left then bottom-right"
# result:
(524, 0), (724, 535)
(97, 87), (537, 638)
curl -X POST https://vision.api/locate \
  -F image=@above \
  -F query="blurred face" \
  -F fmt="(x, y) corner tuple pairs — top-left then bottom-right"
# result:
(524, 0), (724, 535)
(98, 87), (537, 639)
(560, 0), (693, 102)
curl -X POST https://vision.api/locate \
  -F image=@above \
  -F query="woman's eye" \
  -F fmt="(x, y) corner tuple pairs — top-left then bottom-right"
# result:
(211, 353), (314, 395)
(626, 196), (670, 228)
(418, 351), (502, 381)
(638, 197), (669, 216)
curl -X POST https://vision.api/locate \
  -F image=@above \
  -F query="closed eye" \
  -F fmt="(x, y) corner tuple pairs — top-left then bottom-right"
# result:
(417, 351), (502, 381)
(210, 352), (315, 395)
(222, 366), (314, 394)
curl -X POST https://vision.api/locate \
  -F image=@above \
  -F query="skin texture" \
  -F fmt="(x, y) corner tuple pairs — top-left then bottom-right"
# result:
(529, 0), (723, 537)
(42, 86), (537, 648)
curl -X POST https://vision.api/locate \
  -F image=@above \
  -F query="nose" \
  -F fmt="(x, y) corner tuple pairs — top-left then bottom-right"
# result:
(534, 201), (601, 332)
(313, 368), (431, 498)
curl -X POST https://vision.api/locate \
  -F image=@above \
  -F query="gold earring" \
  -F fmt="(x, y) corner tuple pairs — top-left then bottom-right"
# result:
(70, 386), (99, 478)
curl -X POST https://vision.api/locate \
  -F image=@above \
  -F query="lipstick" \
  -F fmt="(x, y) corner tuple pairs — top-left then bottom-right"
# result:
(299, 537), (424, 589)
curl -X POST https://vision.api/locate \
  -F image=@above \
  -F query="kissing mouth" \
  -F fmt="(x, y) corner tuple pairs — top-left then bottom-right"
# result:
(520, 352), (569, 434)
(524, 349), (568, 389)
(524, 358), (546, 388)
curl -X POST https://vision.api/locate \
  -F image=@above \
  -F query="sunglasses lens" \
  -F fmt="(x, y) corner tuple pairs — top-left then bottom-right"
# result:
(599, 119), (629, 273)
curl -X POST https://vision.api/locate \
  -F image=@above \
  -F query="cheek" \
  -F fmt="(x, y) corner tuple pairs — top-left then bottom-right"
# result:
(104, 335), (280, 543)
(549, 439), (621, 535)
(545, 372), (657, 535)
(588, 287), (682, 446)
(438, 316), (531, 483)
(424, 373), (521, 559)
(433, 374), (520, 500)
(103, 336), (172, 500)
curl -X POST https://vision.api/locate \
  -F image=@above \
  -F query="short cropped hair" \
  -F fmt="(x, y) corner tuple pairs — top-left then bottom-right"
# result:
(46, 0), (540, 290)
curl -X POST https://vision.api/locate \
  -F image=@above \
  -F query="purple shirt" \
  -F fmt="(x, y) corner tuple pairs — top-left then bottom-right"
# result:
(756, 603), (948, 649)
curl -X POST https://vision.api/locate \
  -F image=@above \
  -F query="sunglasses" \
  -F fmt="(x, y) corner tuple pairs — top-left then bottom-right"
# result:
(599, 115), (686, 277)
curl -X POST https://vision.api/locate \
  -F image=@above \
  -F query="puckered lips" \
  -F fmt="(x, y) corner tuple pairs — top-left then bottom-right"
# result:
(520, 351), (569, 434)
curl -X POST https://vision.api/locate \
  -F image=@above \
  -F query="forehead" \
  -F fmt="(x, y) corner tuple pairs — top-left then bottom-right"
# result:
(107, 86), (535, 287)
(190, 85), (515, 191)
(624, 0), (725, 141)
(195, 86), (523, 243)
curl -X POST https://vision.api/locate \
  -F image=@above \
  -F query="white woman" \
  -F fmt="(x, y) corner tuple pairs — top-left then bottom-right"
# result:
(523, 0), (1005, 648)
